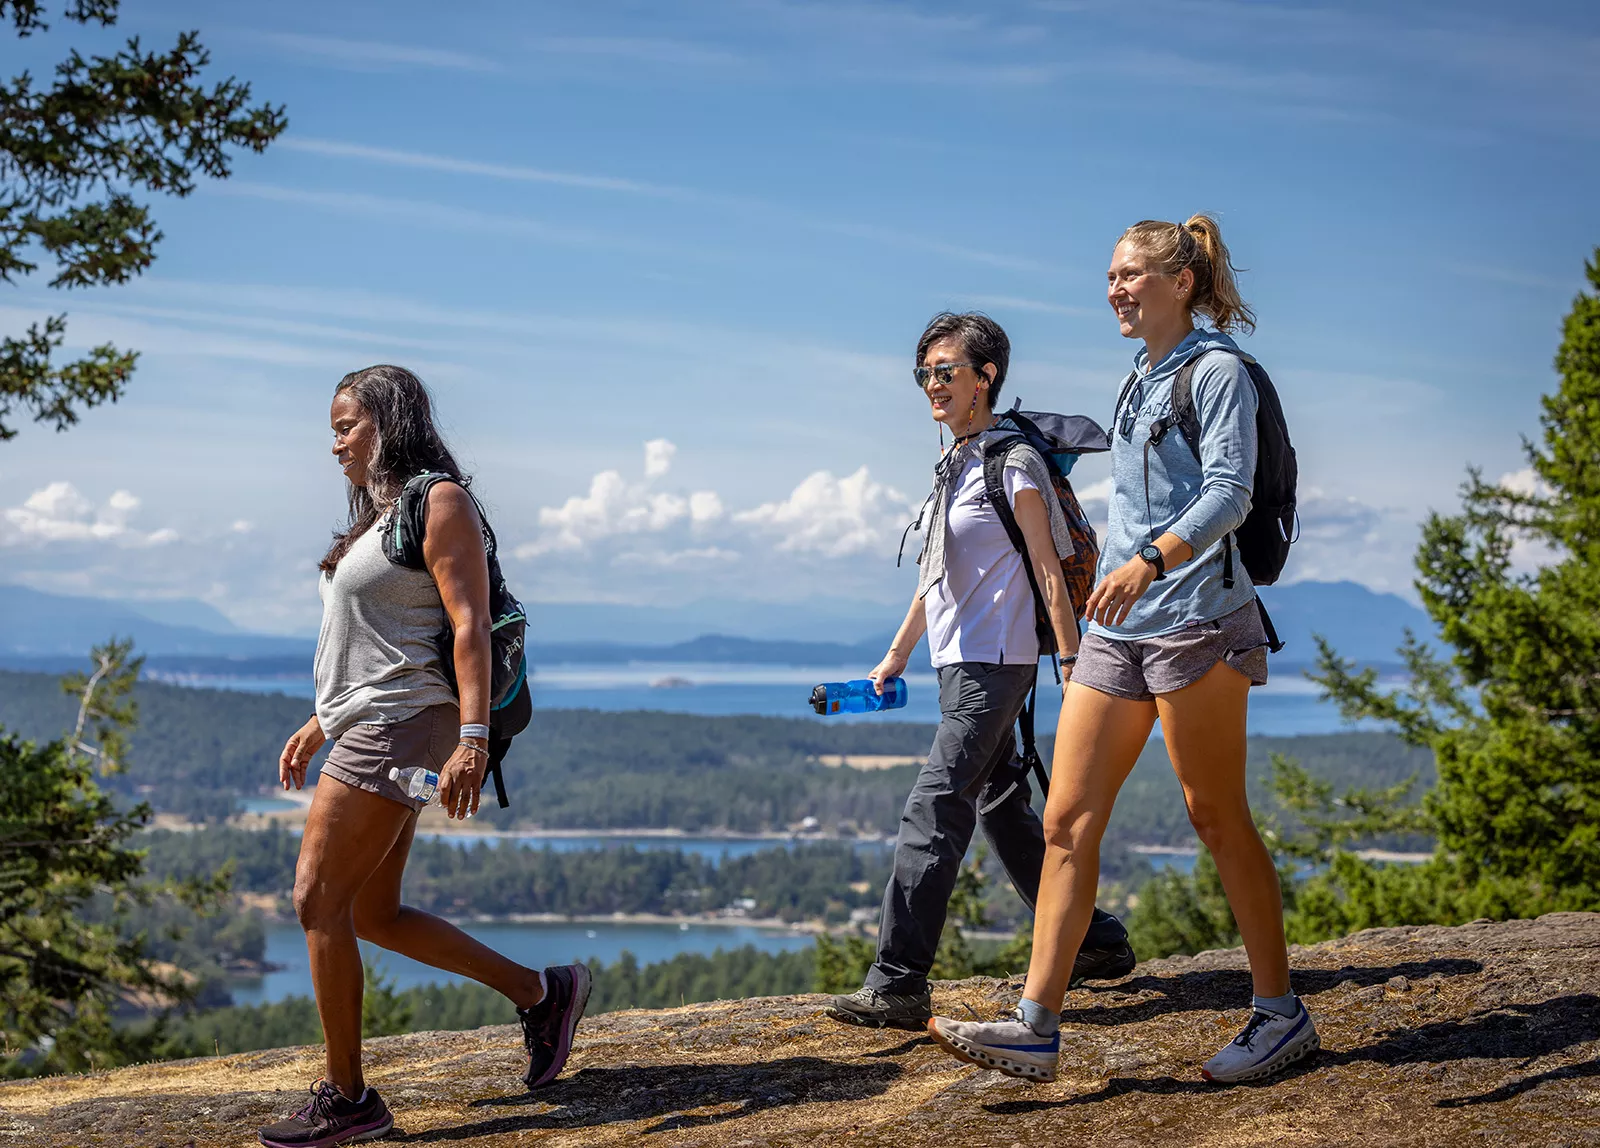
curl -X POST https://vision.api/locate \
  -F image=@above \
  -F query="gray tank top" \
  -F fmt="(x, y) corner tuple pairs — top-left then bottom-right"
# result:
(313, 518), (458, 738)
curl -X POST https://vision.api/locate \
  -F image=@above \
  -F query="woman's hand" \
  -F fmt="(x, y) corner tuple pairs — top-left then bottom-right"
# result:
(437, 741), (488, 820)
(868, 649), (910, 694)
(279, 716), (325, 791)
(1085, 556), (1159, 628)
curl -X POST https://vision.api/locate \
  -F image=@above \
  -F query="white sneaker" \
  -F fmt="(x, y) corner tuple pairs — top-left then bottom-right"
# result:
(927, 1010), (1060, 1083)
(1202, 1001), (1320, 1083)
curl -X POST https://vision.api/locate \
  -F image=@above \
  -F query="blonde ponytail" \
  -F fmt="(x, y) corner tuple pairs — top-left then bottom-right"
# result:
(1119, 214), (1256, 335)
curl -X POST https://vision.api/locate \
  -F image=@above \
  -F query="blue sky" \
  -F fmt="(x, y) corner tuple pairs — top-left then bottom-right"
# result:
(1, 0), (1596, 635)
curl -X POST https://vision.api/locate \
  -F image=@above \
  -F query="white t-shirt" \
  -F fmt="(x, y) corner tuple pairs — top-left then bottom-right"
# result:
(923, 453), (1043, 668)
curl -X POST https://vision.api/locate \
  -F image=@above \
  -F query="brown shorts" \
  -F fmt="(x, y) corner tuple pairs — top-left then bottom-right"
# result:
(1073, 600), (1270, 702)
(320, 703), (458, 810)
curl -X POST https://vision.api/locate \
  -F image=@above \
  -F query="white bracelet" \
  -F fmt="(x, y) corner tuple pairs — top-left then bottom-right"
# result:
(459, 723), (490, 741)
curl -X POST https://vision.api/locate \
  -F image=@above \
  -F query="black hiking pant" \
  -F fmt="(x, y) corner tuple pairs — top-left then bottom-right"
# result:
(864, 661), (1127, 996)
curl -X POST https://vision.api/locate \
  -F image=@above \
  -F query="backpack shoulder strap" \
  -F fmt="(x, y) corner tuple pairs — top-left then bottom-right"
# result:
(1018, 671), (1050, 799)
(1173, 348), (1263, 591)
(1113, 370), (1139, 426)
(384, 471), (457, 570)
(981, 436), (1030, 559)
(1172, 348), (1263, 460)
(1170, 357), (1207, 463)
(981, 436), (1057, 657)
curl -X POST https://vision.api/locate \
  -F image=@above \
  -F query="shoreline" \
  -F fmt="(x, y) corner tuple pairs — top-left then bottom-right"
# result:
(239, 909), (838, 946)
(226, 798), (893, 846)
(469, 911), (825, 933)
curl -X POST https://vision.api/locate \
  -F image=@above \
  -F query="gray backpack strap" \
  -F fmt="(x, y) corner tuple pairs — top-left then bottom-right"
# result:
(1113, 370), (1139, 429)
(1170, 349), (1251, 590)
(1170, 358), (1206, 463)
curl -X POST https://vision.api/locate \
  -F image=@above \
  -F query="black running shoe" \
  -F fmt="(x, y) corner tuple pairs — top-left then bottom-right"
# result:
(1071, 940), (1138, 986)
(257, 1080), (392, 1148)
(825, 985), (933, 1030)
(520, 963), (592, 1089)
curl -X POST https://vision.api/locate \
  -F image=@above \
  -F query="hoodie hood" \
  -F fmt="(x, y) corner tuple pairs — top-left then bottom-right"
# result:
(1132, 326), (1242, 381)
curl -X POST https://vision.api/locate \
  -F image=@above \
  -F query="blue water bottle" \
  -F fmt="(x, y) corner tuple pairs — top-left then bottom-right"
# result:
(809, 677), (908, 715)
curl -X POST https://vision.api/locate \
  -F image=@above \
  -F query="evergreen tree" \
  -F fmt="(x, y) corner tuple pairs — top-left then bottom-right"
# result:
(361, 961), (413, 1039)
(1, 0), (285, 438)
(1299, 247), (1600, 933)
(0, 2), (283, 1073)
(0, 642), (226, 1074)
(1125, 850), (1240, 960)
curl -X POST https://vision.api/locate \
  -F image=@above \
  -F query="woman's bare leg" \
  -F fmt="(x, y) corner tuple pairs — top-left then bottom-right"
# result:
(1020, 682), (1157, 1013)
(351, 813), (543, 1009)
(293, 777), (414, 1099)
(1156, 661), (1290, 998)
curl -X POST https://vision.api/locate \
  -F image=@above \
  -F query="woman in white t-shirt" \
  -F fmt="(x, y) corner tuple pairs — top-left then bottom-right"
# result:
(825, 312), (1134, 1032)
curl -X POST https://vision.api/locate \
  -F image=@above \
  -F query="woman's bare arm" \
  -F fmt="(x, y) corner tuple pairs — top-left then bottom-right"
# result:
(422, 482), (491, 817)
(1012, 487), (1080, 662)
(868, 594), (928, 692)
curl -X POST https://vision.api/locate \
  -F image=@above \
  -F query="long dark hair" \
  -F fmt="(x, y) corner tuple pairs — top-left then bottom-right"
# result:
(319, 365), (468, 574)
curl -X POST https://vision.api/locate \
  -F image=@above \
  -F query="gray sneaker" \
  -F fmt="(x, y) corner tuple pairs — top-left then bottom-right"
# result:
(928, 1008), (1061, 1082)
(825, 985), (932, 1030)
(1201, 1001), (1320, 1083)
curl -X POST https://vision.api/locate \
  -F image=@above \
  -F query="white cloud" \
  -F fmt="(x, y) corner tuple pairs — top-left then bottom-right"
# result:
(255, 32), (502, 73)
(1497, 466), (1550, 498)
(1274, 488), (1418, 596)
(211, 183), (687, 261)
(518, 441), (723, 557)
(509, 442), (916, 608)
(270, 141), (1064, 273)
(644, 438), (677, 479)
(277, 137), (676, 197)
(689, 491), (724, 523)
(1496, 467), (1563, 574)
(613, 546), (741, 569)
(2, 482), (178, 547)
(734, 467), (914, 558)
(530, 36), (746, 69)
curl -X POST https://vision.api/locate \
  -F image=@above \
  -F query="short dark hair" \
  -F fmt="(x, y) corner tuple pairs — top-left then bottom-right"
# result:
(915, 312), (1011, 408)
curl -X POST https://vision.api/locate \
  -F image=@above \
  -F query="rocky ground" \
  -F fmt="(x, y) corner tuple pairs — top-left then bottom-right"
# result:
(2, 913), (1596, 1147)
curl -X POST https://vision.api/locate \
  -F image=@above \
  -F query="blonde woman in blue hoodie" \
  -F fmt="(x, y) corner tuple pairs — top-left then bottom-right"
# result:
(927, 215), (1319, 1084)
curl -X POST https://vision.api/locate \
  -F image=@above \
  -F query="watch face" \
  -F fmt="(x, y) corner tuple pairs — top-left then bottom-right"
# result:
(1140, 545), (1160, 562)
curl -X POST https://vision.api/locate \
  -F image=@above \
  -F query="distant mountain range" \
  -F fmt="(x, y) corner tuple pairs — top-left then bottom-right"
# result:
(0, 580), (1432, 675)
(0, 585), (312, 662)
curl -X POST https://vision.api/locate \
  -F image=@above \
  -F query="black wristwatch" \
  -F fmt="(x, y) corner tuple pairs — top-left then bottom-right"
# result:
(1138, 544), (1167, 580)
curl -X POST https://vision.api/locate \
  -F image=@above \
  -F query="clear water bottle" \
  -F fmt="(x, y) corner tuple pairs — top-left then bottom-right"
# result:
(389, 765), (439, 803)
(809, 677), (908, 715)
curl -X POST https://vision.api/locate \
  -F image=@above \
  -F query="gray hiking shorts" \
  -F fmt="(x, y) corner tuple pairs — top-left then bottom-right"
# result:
(1073, 599), (1269, 702)
(321, 702), (457, 811)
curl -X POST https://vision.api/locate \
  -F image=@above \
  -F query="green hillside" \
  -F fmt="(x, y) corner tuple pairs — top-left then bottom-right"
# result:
(0, 670), (1432, 843)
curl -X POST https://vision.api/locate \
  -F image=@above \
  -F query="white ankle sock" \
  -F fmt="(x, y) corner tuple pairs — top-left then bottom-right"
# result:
(1018, 997), (1060, 1036)
(1253, 991), (1299, 1018)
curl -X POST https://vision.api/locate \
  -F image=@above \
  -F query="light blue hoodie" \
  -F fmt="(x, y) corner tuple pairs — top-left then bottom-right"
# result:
(1090, 327), (1259, 640)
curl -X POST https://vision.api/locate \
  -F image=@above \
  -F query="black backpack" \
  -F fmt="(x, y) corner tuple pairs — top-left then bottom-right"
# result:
(382, 471), (531, 808)
(1115, 347), (1298, 651)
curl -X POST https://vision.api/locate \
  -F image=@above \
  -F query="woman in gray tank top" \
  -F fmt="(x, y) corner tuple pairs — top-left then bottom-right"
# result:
(258, 367), (588, 1148)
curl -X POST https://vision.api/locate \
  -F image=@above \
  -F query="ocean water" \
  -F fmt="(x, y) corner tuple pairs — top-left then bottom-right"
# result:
(229, 920), (817, 1007)
(413, 833), (895, 861)
(160, 661), (1374, 737)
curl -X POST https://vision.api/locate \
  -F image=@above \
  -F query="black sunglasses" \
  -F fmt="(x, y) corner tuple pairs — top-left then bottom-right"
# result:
(913, 361), (981, 389)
